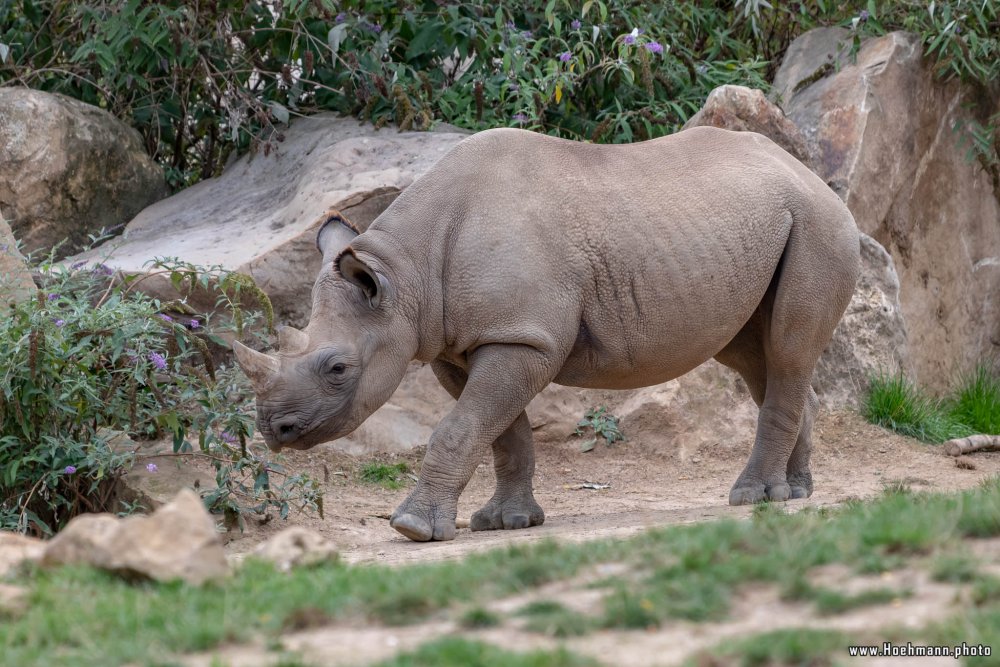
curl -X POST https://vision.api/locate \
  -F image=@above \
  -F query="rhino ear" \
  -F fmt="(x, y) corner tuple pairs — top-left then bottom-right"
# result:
(337, 249), (386, 309)
(316, 210), (359, 264)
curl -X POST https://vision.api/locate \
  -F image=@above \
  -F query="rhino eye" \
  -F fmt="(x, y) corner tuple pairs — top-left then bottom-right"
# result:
(328, 363), (346, 375)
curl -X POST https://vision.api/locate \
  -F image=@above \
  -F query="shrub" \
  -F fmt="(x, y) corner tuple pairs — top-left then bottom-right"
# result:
(0, 251), (320, 535)
(862, 372), (971, 444)
(947, 364), (1000, 435)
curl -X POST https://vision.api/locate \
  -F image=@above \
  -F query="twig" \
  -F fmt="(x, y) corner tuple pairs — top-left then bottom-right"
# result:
(943, 434), (1000, 456)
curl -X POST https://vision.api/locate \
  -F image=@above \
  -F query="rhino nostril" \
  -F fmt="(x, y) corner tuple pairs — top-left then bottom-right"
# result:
(272, 418), (300, 443)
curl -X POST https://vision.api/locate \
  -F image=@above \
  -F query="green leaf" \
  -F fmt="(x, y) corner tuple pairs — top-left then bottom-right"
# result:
(268, 101), (290, 124)
(580, 438), (597, 453)
(327, 23), (348, 57)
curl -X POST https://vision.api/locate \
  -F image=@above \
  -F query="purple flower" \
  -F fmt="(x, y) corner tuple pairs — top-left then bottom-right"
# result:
(64, 465), (77, 474)
(148, 351), (167, 371)
(505, 20), (515, 30)
(623, 34), (636, 45)
(859, 9), (869, 21)
(645, 41), (664, 54)
(92, 263), (113, 276)
(335, 12), (346, 23)
(54, 319), (65, 327)
(571, 19), (581, 30)
(71, 260), (87, 270)
(508, 82), (520, 92)
(559, 51), (572, 62)
(146, 463), (158, 473)
(220, 431), (238, 444)
(47, 293), (59, 301)
(522, 30), (533, 39)
(512, 113), (528, 123)
(362, 21), (381, 33)
(158, 314), (172, 322)
(189, 319), (200, 329)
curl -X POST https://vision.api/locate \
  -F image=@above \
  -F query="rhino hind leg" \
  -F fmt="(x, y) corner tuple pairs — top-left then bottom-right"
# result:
(429, 360), (544, 532)
(717, 216), (857, 506)
(714, 316), (820, 502)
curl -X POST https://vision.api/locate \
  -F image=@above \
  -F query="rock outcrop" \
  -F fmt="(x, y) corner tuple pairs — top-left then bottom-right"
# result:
(42, 489), (227, 584)
(70, 115), (468, 326)
(774, 29), (1000, 389)
(0, 88), (168, 255)
(0, 532), (45, 577)
(0, 213), (35, 306)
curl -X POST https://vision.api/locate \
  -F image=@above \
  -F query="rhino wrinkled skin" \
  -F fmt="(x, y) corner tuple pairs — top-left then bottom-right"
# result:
(234, 126), (861, 542)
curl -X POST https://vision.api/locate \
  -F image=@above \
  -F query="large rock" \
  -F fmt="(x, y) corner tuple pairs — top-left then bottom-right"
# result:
(0, 532), (45, 578)
(0, 88), (168, 255)
(42, 489), (227, 584)
(0, 213), (35, 306)
(683, 84), (812, 167)
(774, 30), (1000, 389)
(71, 115), (469, 326)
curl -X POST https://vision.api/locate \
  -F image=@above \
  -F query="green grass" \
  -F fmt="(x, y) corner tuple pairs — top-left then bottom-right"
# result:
(515, 599), (594, 637)
(372, 638), (599, 667)
(863, 372), (970, 443)
(864, 366), (1000, 444)
(3, 478), (1000, 667)
(781, 576), (907, 615)
(947, 365), (1000, 435)
(359, 462), (411, 490)
(690, 628), (848, 667)
(458, 607), (502, 629)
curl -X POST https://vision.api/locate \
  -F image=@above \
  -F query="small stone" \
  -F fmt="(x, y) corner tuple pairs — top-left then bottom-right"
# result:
(252, 527), (338, 572)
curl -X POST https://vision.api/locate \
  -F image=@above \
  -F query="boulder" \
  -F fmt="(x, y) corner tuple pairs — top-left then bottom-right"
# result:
(70, 114), (468, 326)
(0, 213), (35, 306)
(42, 489), (227, 585)
(774, 30), (1000, 389)
(0, 532), (45, 578)
(683, 84), (812, 167)
(814, 233), (908, 405)
(0, 88), (168, 255)
(252, 526), (338, 571)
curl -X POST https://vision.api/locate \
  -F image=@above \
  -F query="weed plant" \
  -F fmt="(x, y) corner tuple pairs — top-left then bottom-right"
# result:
(0, 251), (320, 535)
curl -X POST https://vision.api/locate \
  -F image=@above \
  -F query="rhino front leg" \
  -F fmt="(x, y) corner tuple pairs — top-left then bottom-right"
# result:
(430, 360), (544, 532)
(391, 345), (556, 542)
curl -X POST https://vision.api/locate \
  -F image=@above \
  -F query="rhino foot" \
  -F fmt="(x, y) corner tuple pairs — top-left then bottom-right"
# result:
(470, 493), (544, 532)
(729, 480), (791, 506)
(390, 488), (458, 542)
(787, 471), (813, 499)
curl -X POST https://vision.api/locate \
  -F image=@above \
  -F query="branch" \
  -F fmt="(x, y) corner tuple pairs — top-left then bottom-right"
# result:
(943, 434), (1000, 456)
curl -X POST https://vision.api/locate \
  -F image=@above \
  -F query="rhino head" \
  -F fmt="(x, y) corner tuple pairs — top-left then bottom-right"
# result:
(232, 212), (416, 451)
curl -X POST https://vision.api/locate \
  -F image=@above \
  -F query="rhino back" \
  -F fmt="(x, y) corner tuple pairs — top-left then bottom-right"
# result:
(367, 127), (852, 386)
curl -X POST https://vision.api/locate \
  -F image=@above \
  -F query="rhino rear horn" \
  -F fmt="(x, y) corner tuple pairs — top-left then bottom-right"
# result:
(278, 325), (309, 355)
(232, 340), (280, 391)
(316, 210), (360, 264)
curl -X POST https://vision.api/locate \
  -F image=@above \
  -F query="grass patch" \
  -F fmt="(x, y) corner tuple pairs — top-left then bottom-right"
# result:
(947, 364), (1000, 435)
(359, 462), (411, 490)
(372, 638), (599, 667)
(4, 478), (1000, 666)
(863, 372), (970, 443)
(930, 552), (981, 583)
(864, 366), (1000, 444)
(458, 607), (502, 629)
(782, 577), (907, 615)
(516, 599), (594, 637)
(690, 628), (848, 667)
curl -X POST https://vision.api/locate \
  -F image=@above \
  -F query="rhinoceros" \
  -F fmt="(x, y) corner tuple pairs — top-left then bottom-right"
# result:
(233, 126), (860, 542)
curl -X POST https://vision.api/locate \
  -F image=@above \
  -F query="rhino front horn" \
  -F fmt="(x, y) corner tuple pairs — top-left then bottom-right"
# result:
(278, 325), (310, 354)
(232, 340), (280, 390)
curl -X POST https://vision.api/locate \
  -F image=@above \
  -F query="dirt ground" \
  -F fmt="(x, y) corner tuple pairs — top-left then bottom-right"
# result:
(222, 409), (1000, 566)
(178, 408), (1000, 667)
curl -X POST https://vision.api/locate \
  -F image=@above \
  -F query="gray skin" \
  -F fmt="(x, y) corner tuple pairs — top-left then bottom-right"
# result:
(233, 126), (861, 542)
